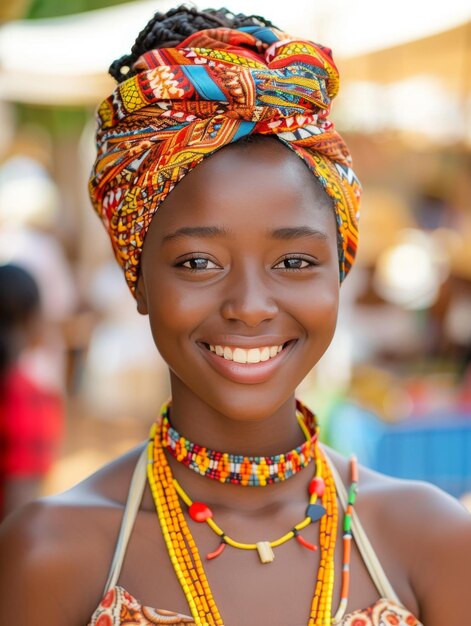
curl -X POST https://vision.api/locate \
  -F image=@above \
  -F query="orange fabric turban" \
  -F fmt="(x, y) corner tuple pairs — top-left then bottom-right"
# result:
(89, 25), (361, 295)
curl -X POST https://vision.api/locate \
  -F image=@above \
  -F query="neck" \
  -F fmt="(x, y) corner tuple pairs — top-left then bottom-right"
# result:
(168, 373), (306, 457)
(159, 373), (316, 514)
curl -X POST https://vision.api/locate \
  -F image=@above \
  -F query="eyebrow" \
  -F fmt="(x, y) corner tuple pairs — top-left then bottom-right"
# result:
(162, 226), (227, 243)
(269, 226), (328, 241)
(162, 225), (328, 243)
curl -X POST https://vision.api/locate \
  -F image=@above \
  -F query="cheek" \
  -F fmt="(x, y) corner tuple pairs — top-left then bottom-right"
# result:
(295, 278), (339, 342)
(145, 277), (212, 355)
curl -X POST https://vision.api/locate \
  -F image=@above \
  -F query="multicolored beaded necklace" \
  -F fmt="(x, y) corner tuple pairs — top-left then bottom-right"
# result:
(160, 399), (318, 485)
(173, 452), (326, 562)
(147, 400), (359, 626)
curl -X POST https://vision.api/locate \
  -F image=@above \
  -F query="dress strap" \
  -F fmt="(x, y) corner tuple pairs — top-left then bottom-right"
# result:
(103, 447), (148, 595)
(324, 451), (403, 606)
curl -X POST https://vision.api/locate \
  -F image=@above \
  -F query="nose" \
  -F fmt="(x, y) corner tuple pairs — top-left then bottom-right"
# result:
(220, 263), (279, 327)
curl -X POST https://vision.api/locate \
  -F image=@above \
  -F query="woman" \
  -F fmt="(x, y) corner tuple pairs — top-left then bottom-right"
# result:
(0, 7), (470, 626)
(0, 264), (63, 520)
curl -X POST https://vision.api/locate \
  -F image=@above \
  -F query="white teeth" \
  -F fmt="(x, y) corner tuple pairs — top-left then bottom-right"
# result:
(260, 347), (270, 362)
(247, 348), (261, 364)
(208, 343), (287, 363)
(233, 348), (247, 364)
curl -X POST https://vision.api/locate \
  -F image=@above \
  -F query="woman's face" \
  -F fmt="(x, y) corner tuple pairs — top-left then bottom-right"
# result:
(137, 139), (340, 420)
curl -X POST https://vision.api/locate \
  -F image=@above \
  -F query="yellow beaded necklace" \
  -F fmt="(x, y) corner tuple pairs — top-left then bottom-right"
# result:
(146, 400), (350, 626)
(172, 451), (325, 563)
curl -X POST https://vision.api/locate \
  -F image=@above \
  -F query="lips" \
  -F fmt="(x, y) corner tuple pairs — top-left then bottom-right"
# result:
(197, 339), (297, 385)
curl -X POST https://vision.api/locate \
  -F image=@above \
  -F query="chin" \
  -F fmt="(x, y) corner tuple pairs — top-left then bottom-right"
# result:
(169, 365), (305, 423)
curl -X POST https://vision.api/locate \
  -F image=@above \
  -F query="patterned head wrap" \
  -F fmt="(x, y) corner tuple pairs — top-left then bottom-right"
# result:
(89, 25), (361, 295)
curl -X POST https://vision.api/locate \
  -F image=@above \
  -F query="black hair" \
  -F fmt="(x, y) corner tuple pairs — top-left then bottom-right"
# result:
(109, 5), (275, 82)
(0, 264), (40, 379)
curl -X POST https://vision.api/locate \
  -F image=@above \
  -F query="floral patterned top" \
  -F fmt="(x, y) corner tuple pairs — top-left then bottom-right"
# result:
(88, 585), (423, 626)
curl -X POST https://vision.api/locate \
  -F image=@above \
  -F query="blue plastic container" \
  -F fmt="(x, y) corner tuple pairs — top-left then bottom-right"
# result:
(327, 404), (471, 498)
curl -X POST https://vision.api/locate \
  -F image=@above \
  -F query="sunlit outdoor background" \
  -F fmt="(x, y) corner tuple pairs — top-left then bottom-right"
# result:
(1, 0), (470, 512)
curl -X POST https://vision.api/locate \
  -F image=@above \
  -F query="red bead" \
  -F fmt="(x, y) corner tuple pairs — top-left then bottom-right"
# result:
(296, 534), (318, 551)
(206, 542), (226, 560)
(308, 477), (325, 497)
(189, 502), (213, 522)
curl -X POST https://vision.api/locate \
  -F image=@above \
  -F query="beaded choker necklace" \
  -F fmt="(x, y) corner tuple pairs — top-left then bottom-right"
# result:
(147, 400), (359, 625)
(160, 399), (318, 486)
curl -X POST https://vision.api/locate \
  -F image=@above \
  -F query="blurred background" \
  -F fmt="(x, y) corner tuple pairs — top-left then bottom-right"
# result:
(0, 0), (470, 517)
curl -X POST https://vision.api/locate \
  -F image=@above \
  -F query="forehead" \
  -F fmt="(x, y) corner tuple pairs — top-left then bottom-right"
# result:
(148, 138), (336, 238)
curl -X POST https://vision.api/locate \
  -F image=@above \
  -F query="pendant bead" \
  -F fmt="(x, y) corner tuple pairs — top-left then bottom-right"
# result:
(189, 502), (213, 522)
(308, 476), (325, 496)
(306, 503), (327, 522)
(256, 541), (275, 564)
(206, 542), (226, 560)
(295, 533), (318, 551)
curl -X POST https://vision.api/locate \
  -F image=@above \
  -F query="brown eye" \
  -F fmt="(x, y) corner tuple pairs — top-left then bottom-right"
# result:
(284, 258), (306, 269)
(180, 258), (219, 270)
(274, 257), (312, 270)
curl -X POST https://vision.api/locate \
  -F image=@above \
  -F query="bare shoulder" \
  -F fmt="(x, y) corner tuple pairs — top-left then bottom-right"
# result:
(0, 444), (145, 626)
(387, 476), (471, 626)
(325, 445), (471, 625)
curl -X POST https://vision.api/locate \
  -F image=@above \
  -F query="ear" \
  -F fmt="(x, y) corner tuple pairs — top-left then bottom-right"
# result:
(135, 274), (148, 315)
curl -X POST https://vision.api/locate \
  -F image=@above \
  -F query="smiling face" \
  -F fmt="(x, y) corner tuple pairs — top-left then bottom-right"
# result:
(136, 138), (340, 422)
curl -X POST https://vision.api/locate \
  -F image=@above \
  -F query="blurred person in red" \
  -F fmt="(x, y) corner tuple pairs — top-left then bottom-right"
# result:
(0, 264), (64, 520)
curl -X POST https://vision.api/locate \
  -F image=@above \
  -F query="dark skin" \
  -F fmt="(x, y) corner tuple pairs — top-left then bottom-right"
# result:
(0, 139), (470, 626)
